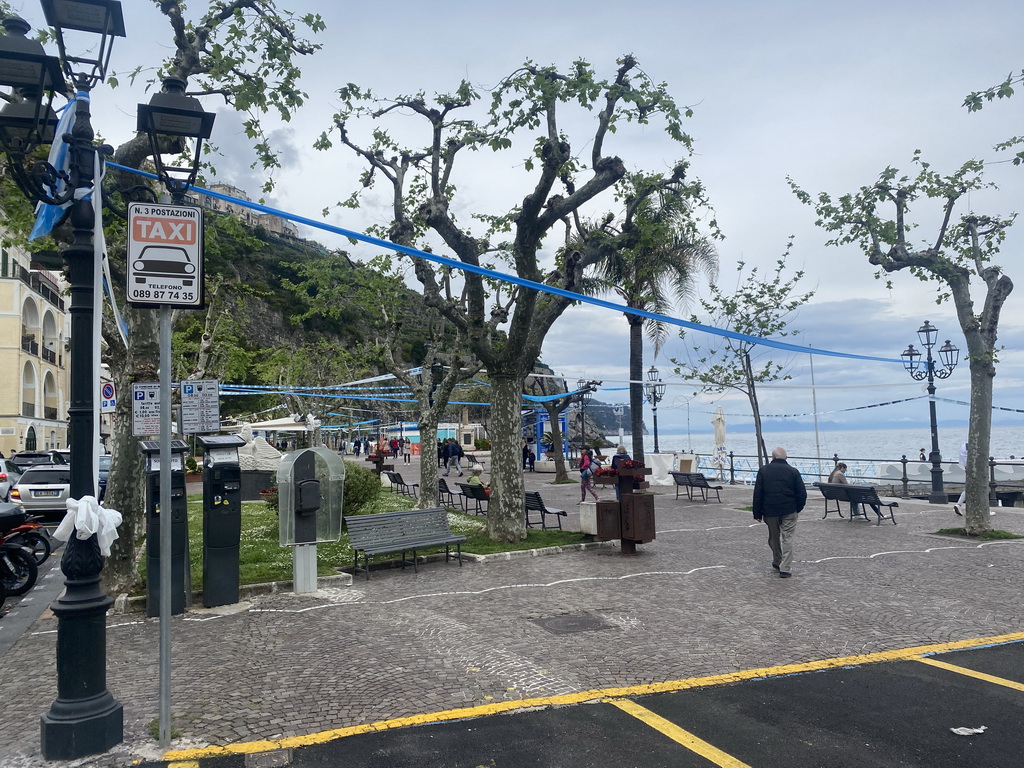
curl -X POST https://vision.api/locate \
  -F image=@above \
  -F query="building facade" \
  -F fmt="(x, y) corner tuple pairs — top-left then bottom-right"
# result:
(0, 242), (70, 454)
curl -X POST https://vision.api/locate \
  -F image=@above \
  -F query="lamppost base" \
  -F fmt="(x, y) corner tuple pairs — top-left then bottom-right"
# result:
(41, 692), (123, 760)
(927, 491), (948, 505)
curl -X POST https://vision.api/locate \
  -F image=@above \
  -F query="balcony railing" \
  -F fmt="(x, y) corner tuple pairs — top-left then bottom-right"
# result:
(22, 402), (34, 418)
(43, 406), (58, 420)
(21, 336), (39, 356)
(42, 347), (57, 364)
(3, 263), (66, 310)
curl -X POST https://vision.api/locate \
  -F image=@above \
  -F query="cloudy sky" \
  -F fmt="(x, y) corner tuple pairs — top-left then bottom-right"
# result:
(17, 0), (1023, 435)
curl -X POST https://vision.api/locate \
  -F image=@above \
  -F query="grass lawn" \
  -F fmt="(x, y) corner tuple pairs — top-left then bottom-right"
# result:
(138, 492), (586, 593)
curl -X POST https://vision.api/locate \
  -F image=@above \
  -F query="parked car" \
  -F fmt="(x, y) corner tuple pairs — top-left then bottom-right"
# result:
(0, 459), (23, 502)
(97, 455), (111, 501)
(54, 449), (71, 464)
(11, 451), (67, 471)
(9, 466), (72, 522)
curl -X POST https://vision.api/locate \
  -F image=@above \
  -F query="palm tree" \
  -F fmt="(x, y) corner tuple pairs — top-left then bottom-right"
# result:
(587, 189), (718, 460)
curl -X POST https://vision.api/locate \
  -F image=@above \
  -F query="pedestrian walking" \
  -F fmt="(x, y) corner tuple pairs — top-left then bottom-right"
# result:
(752, 446), (806, 578)
(447, 440), (465, 476)
(578, 448), (600, 503)
(402, 437), (412, 464)
(353, 438), (361, 457)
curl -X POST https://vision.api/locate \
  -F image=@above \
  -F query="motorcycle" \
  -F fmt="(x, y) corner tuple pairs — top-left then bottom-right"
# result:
(0, 510), (52, 565)
(0, 540), (38, 597)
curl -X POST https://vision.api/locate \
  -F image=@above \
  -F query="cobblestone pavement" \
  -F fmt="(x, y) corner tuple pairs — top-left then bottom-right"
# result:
(1, 457), (1022, 765)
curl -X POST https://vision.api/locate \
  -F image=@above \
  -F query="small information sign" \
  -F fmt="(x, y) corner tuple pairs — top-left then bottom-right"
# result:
(132, 383), (161, 436)
(127, 201), (204, 308)
(181, 379), (220, 434)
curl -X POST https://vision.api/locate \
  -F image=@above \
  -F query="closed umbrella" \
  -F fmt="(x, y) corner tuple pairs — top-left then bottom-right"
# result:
(711, 407), (728, 479)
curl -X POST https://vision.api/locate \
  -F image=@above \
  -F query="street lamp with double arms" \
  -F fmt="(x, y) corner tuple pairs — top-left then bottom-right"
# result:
(0, 0), (126, 759)
(901, 320), (959, 505)
(644, 365), (667, 454)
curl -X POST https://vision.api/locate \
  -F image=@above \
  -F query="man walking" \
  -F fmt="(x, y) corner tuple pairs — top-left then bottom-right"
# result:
(752, 446), (807, 578)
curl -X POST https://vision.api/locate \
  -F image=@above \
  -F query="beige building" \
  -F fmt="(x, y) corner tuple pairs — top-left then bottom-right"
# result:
(0, 242), (69, 454)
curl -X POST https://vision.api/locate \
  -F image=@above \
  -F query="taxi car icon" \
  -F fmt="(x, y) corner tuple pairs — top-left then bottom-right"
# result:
(133, 245), (196, 286)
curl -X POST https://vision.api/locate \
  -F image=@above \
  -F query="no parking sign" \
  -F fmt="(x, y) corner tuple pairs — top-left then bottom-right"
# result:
(101, 382), (116, 413)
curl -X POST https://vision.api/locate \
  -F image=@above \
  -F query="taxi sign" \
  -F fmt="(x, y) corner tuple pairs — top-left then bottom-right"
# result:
(127, 201), (204, 308)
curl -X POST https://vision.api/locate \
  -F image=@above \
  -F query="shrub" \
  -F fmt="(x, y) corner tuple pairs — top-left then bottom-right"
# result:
(474, 437), (491, 451)
(185, 455), (200, 474)
(343, 460), (381, 513)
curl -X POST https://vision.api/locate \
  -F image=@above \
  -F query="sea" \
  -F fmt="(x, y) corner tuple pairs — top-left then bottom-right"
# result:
(613, 425), (1024, 462)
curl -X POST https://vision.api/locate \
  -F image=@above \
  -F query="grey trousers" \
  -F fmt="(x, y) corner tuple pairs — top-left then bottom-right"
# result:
(765, 512), (799, 573)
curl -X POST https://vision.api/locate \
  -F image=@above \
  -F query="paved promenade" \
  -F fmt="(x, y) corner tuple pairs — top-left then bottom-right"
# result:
(1, 457), (1023, 765)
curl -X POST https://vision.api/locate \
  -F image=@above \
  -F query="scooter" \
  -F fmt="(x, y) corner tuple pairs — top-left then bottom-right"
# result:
(0, 511), (52, 565)
(0, 540), (38, 597)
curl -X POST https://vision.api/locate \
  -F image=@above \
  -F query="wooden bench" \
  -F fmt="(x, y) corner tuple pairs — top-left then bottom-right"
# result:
(813, 482), (898, 525)
(456, 482), (489, 515)
(344, 508), (466, 581)
(384, 470), (419, 498)
(669, 472), (723, 502)
(523, 490), (567, 530)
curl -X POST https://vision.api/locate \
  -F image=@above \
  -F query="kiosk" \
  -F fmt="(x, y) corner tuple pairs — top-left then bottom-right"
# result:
(140, 440), (190, 617)
(198, 434), (247, 607)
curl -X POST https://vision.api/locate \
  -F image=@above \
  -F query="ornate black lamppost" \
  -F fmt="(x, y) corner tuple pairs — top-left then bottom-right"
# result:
(575, 378), (599, 451)
(0, 1), (125, 759)
(901, 320), (959, 504)
(645, 365), (666, 454)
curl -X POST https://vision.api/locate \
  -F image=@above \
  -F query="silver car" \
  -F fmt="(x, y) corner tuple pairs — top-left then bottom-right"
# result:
(0, 459), (23, 502)
(10, 466), (72, 522)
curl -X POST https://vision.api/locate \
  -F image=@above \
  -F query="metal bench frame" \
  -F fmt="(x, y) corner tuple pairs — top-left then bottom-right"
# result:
(384, 470), (420, 498)
(437, 477), (457, 507)
(814, 482), (898, 525)
(523, 490), (566, 530)
(669, 472), (722, 503)
(345, 508), (466, 580)
(456, 482), (489, 515)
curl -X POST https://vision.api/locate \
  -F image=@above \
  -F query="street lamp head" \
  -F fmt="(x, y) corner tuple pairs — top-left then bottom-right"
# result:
(137, 75), (215, 198)
(901, 343), (922, 375)
(916, 320), (938, 349)
(937, 339), (960, 373)
(647, 365), (659, 383)
(655, 380), (666, 399)
(40, 0), (125, 88)
(0, 17), (64, 158)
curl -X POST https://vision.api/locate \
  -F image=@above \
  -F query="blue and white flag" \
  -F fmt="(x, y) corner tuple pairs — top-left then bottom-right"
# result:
(29, 92), (87, 241)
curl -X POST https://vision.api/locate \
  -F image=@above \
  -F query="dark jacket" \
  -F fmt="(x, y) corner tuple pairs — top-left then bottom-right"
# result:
(752, 458), (807, 519)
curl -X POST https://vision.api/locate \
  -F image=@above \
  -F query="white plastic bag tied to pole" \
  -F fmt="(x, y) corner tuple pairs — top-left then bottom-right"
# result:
(52, 497), (122, 556)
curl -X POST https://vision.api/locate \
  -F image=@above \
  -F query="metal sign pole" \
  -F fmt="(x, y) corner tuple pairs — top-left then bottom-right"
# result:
(158, 304), (173, 748)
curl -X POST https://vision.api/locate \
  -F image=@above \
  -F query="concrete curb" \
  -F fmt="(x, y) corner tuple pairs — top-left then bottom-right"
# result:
(113, 572), (354, 615)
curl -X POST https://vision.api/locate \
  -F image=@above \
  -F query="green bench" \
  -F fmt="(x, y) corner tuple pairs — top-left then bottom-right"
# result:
(345, 508), (466, 580)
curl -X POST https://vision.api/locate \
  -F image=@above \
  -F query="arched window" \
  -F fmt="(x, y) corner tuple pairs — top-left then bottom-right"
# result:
(25, 426), (37, 451)
(22, 362), (37, 418)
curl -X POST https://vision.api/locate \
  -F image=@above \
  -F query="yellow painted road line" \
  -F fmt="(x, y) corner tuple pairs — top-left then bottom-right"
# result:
(915, 657), (1024, 691)
(608, 698), (751, 768)
(164, 630), (1024, 761)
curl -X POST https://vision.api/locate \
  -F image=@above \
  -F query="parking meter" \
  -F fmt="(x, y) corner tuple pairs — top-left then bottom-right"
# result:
(140, 439), (190, 618)
(278, 447), (344, 594)
(197, 434), (246, 607)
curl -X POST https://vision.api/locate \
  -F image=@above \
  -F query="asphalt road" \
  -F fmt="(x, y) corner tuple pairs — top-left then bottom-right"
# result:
(136, 638), (1023, 767)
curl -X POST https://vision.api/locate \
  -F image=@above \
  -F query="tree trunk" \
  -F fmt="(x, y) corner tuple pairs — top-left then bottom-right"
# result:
(101, 306), (158, 595)
(486, 375), (527, 542)
(964, 353), (994, 535)
(418, 417), (439, 508)
(743, 351), (768, 466)
(542, 401), (570, 482)
(628, 317), (645, 461)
